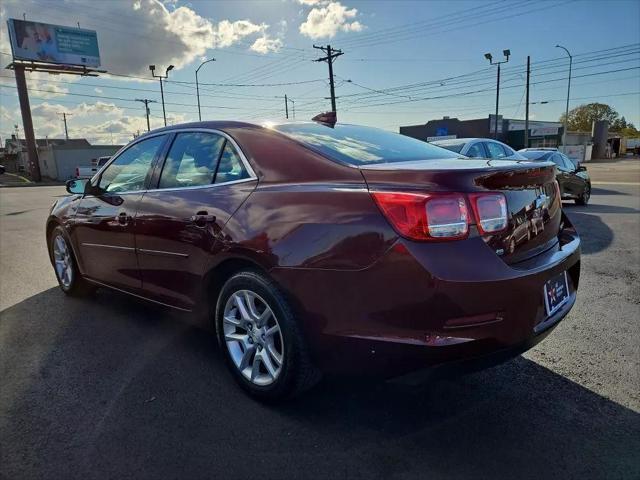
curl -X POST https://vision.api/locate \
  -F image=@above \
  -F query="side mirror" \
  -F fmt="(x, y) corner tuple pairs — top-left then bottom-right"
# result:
(577, 165), (587, 172)
(66, 179), (89, 195)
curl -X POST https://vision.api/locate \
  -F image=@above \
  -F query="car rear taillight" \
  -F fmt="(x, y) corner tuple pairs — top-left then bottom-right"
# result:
(553, 180), (561, 206)
(468, 193), (508, 234)
(372, 191), (511, 241)
(371, 192), (469, 241)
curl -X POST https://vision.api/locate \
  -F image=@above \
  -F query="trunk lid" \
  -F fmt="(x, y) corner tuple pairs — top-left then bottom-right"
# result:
(360, 158), (561, 264)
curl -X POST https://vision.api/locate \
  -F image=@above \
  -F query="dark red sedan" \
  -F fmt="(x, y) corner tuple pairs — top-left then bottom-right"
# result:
(47, 121), (580, 400)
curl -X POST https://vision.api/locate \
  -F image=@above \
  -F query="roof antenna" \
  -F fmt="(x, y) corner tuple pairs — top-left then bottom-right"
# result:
(311, 111), (336, 127)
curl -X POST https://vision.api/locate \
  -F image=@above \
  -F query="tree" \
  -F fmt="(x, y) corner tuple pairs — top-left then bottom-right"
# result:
(559, 103), (622, 132)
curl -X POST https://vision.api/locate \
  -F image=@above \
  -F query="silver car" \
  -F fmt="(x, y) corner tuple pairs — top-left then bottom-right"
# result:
(431, 138), (527, 160)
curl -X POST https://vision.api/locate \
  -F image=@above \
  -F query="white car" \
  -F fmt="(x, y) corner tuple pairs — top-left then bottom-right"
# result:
(431, 138), (527, 160)
(75, 156), (110, 179)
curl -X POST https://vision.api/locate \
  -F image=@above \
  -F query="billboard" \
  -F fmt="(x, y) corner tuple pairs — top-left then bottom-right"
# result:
(7, 19), (100, 68)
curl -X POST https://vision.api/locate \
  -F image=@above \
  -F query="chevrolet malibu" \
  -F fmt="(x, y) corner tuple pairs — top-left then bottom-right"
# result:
(47, 121), (580, 400)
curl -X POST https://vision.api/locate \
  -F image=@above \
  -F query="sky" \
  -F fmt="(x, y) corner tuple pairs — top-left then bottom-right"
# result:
(0, 0), (639, 145)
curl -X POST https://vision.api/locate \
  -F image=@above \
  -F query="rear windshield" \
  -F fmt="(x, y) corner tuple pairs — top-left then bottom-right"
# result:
(433, 142), (465, 153)
(272, 123), (460, 166)
(520, 151), (551, 161)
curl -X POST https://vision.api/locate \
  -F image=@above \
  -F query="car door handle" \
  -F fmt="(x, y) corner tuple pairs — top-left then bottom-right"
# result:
(190, 211), (216, 227)
(117, 212), (132, 225)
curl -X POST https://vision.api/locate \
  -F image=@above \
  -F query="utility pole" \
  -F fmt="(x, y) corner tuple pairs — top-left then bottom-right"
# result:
(13, 65), (41, 181)
(59, 112), (72, 140)
(484, 49), (510, 139)
(313, 44), (343, 113)
(284, 94), (289, 119)
(195, 58), (215, 122)
(135, 98), (157, 132)
(149, 64), (174, 126)
(556, 45), (572, 148)
(524, 55), (530, 149)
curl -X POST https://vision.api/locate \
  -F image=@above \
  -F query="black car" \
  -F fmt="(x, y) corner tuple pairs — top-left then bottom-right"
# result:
(519, 150), (591, 205)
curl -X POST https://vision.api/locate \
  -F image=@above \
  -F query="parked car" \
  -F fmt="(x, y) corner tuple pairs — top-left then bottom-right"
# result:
(75, 156), (111, 179)
(47, 121), (580, 400)
(431, 138), (528, 160)
(0, 164), (5, 175)
(518, 149), (591, 205)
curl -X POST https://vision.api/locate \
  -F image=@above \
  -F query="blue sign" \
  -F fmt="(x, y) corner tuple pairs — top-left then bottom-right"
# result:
(436, 127), (448, 136)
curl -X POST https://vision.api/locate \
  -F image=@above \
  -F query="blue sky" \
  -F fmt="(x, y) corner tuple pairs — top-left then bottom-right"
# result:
(0, 0), (639, 144)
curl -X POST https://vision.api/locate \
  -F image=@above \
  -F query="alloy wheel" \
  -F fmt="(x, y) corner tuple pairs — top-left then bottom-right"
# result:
(53, 234), (73, 288)
(223, 289), (284, 386)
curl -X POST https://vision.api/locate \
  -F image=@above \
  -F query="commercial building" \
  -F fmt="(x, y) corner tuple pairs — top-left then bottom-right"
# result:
(399, 115), (565, 150)
(1, 136), (122, 181)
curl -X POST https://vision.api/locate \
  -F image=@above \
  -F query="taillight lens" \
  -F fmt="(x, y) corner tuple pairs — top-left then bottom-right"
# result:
(468, 193), (508, 234)
(372, 192), (469, 241)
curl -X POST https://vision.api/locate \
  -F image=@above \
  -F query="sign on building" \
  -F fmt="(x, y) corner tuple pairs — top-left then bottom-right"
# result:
(427, 135), (457, 142)
(7, 19), (100, 67)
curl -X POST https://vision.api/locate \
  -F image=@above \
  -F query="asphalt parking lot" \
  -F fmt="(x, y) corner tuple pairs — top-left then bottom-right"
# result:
(1, 159), (639, 479)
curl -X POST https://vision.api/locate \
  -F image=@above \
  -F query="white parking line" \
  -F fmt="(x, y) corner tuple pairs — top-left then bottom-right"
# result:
(591, 181), (640, 186)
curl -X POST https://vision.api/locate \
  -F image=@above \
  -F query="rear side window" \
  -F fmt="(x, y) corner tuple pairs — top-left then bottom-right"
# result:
(159, 132), (225, 189)
(214, 142), (250, 184)
(435, 142), (465, 153)
(466, 143), (485, 158)
(273, 123), (459, 165)
(485, 142), (507, 159)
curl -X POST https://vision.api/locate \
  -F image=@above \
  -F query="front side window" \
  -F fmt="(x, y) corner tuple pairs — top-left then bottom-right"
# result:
(466, 143), (486, 158)
(99, 135), (166, 193)
(214, 142), (250, 184)
(159, 132), (225, 189)
(273, 123), (459, 166)
(550, 153), (567, 170)
(485, 142), (507, 159)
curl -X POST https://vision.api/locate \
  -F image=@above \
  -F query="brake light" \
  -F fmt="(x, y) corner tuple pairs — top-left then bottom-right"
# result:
(468, 193), (508, 234)
(371, 192), (469, 241)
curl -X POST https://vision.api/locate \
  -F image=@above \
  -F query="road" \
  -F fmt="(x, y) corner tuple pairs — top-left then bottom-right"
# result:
(1, 161), (639, 479)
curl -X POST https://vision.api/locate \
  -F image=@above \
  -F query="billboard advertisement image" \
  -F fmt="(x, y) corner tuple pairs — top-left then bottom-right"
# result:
(7, 18), (100, 67)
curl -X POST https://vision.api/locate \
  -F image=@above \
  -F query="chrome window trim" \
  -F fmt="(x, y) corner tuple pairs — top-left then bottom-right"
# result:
(89, 128), (257, 195)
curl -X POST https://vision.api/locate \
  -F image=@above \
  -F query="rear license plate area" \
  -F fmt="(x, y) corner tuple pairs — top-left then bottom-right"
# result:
(543, 271), (569, 316)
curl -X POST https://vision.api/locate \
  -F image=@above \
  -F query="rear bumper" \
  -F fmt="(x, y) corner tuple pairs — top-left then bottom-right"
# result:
(271, 215), (580, 378)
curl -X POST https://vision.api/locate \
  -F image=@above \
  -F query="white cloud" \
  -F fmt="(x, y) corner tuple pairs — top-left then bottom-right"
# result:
(299, 1), (364, 39)
(250, 35), (283, 54)
(297, 0), (328, 5)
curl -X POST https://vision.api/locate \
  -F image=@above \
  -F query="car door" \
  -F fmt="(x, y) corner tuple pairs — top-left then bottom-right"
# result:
(134, 130), (258, 310)
(549, 153), (572, 197)
(72, 134), (168, 291)
(559, 153), (584, 195)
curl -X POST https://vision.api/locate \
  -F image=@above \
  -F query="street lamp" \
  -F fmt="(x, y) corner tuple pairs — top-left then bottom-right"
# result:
(484, 49), (510, 139)
(196, 58), (215, 122)
(150, 64), (174, 126)
(556, 44), (572, 148)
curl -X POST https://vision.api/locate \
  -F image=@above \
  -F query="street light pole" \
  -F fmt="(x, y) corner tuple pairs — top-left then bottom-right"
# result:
(150, 64), (174, 127)
(195, 58), (215, 122)
(556, 44), (572, 147)
(484, 49), (510, 139)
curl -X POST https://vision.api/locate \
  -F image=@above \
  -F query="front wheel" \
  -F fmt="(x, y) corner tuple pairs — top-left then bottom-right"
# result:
(575, 184), (590, 205)
(49, 226), (95, 296)
(215, 270), (320, 401)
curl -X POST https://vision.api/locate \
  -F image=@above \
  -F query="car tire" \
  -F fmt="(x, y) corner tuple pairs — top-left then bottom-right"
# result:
(575, 184), (590, 205)
(49, 226), (96, 297)
(215, 270), (321, 401)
